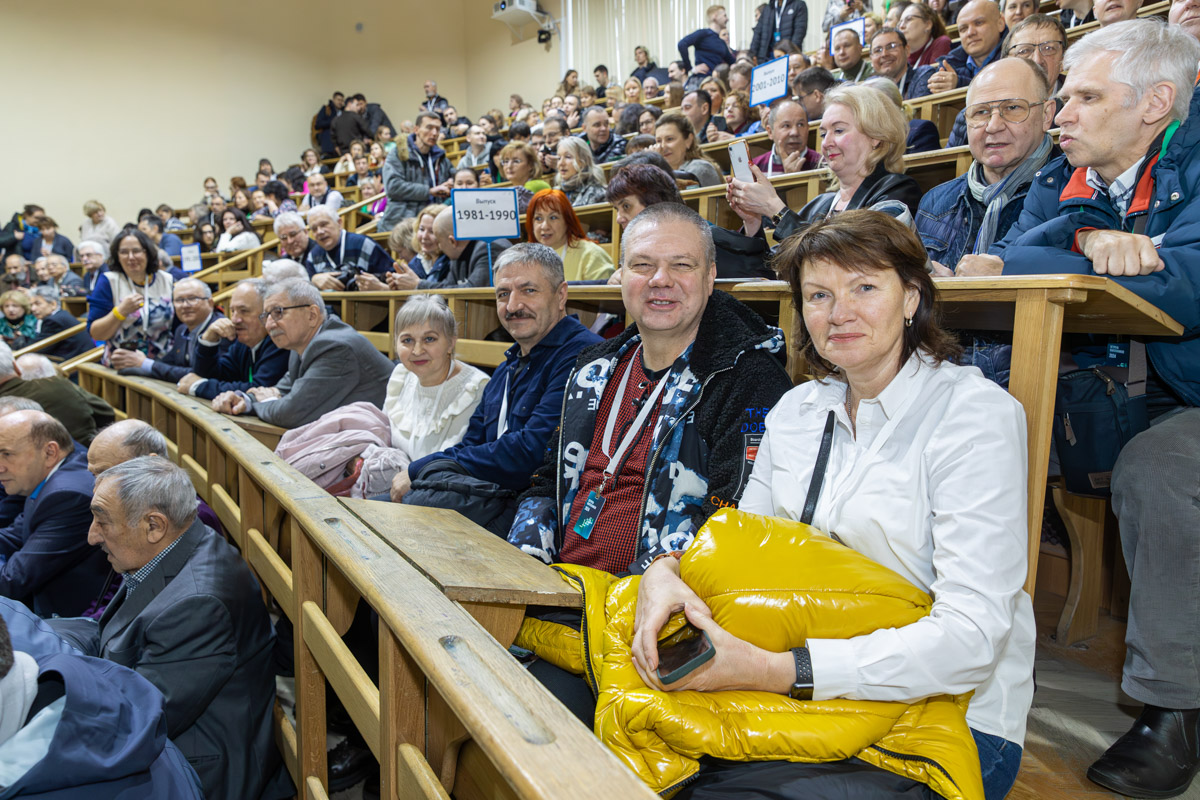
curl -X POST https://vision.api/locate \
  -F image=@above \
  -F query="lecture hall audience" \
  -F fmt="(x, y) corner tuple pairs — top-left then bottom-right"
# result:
(7, 4), (1197, 794)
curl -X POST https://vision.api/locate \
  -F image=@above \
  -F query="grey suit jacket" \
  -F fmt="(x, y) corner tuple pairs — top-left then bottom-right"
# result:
(51, 519), (289, 800)
(245, 315), (394, 428)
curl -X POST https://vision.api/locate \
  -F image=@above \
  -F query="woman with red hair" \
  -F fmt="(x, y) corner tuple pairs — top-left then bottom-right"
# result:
(526, 189), (615, 281)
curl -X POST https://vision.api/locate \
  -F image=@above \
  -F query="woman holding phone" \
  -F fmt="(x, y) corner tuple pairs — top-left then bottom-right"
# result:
(727, 84), (922, 239)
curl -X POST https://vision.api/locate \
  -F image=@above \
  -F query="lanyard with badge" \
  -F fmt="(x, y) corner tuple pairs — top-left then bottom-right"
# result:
(573, 346), (668, 539)
(773, 0), (789, 41)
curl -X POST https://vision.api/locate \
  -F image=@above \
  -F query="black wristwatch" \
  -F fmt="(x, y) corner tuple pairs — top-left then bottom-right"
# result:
(789, 646), (813, 701)
(768, 206), (790, 229)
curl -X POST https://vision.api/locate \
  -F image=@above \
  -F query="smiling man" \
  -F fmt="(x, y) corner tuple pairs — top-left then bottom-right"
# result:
(506, 203), (793, 722)
(916, 58), (1057, 271)
(871, 28), (919, 98)
(751, 97), (822, 176)
(211, 278), (393, 428)
(389, 244), (601, 534)
(0, 410), (106, 619)
(580, 106), (628, 163)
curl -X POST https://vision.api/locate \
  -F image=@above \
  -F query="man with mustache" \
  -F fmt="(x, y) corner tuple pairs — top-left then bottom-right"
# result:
(176, 278), (288, 400)
(388, 244), (601, 535)
(211, 278), (393, 428)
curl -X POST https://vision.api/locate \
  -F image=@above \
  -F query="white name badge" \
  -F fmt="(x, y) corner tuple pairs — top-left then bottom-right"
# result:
(451, 188), (521, 241)
(750, 55), (790, 107)
(180, 243), (203, 273)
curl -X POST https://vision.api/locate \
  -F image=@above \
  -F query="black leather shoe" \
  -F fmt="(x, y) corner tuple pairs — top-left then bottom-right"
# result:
(1087, 706), (1200, 798)
(327, 734), (375, 793)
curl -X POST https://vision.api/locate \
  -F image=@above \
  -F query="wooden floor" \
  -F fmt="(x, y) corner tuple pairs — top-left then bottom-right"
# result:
(1012, 593), (1200, 800)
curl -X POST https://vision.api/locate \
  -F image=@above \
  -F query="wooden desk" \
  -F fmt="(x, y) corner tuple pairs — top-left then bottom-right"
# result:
(327, 277), (1181, 598)
(339, 498), (580, 647)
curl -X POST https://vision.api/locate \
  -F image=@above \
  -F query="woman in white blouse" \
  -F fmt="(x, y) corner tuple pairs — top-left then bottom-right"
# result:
(629, 211), (1035, 800)
(361, 295), (489, 497)
(215, 209), (262, 252)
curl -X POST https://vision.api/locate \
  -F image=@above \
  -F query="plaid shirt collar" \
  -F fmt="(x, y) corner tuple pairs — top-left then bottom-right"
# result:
(123, 537), (181, 596)
(1085, 156), (1145, 218)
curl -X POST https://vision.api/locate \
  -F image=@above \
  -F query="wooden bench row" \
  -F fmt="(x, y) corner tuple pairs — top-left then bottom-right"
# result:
(76, 363), (655, 800)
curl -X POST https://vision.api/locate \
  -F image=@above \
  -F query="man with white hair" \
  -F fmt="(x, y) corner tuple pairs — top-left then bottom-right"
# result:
(14, 354), (57, 380)
(212, 278), (393, 428)
(42, 253), (85, 297)
(27, 285), (95, 361)
(980, 21), (1200, 796)
(107, 278), (224, 383)
(271, 210), (319, 264)
(76, 240), (107, 295)
(643, 75), (662, 98)
(304, 206), (392, 292)
(48, 457), (290, 800)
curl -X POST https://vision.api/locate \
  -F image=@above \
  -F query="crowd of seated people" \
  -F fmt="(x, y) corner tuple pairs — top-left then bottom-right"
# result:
(3, 3), (1200, 797)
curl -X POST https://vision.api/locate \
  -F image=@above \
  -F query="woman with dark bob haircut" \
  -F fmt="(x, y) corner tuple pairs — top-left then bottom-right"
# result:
(631, 211), (1036, 800)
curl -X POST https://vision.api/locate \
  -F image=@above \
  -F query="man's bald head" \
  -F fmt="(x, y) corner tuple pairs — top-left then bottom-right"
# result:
(87, 420), (168, 476)
(957, 0), (1007, 58)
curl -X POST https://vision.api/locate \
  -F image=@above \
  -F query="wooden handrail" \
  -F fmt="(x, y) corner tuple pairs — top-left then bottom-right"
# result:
(14, 322), (91, 358)
(76, 364), (657, 800)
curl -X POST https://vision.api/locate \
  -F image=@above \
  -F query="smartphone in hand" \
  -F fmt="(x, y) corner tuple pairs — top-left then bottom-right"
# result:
(656, 624), (715, 684)
(729, 139), (754, 184)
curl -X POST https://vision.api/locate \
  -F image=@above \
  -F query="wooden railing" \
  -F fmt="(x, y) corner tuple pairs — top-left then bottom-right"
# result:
(76, 364), (657, 800)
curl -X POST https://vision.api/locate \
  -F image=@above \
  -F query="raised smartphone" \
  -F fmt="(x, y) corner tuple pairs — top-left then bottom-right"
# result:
(729, 139), (754, 183)
(656, 625), (715, 684)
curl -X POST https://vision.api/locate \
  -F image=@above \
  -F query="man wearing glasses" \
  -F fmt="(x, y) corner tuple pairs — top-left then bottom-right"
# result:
(946, 14), (1068, 147)
(211, 278), (393, 428)
(916, 57), (1057, 273)
(869, 28), (919, 99)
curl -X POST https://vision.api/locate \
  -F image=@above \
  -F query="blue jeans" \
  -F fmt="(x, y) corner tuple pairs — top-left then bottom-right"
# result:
(972, 729), (1023, 800)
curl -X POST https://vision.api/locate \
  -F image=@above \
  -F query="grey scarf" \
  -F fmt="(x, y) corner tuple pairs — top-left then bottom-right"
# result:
(967, 133), (1054, 254)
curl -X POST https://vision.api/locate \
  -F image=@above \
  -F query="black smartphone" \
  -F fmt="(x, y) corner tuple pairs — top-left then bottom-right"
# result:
(656, 624), (715, 684)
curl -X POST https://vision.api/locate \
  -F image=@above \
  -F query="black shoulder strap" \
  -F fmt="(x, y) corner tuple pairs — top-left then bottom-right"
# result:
(801, 410), (836, 526)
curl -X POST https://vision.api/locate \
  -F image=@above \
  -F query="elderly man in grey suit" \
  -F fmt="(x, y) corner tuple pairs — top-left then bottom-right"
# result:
(50, 456), (290, 800)
(211, 278), (394, 428)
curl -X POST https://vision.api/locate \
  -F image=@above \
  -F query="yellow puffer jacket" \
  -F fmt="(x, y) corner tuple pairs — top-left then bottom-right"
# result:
(516, 510), (984, 799)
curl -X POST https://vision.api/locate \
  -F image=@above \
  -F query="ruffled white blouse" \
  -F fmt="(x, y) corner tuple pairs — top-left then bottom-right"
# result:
(383, 360), (489, 460)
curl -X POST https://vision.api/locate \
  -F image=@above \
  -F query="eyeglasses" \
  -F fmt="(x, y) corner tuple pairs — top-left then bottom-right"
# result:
(258, 303), (313, 323)
(173, 296), (208, 307)
(871, 41), (905, 56)
(117, 249), (146, 258)
(1007, 42), (1064, 58)
(964, 98), (1046, 128)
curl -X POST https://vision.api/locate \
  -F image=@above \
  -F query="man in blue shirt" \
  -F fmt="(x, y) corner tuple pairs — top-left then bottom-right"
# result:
(910, 0), (1006, 97)
(678, 6), (736, 79)
(390, 243), (602, 535)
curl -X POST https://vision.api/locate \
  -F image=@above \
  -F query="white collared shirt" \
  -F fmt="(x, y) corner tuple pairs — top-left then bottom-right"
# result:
(1085, 156), (1145, 218)
(740, 353), (1036, 744)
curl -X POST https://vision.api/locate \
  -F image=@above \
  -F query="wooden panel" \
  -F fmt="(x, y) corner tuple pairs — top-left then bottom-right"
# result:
(246, 527), (295, 612)
(396, 743), (451, 800)
(339, 499), (580, 608)
(1051, 487), (1108, 646)
(380, 628), (426, 800)
(180, 453), (209, 502)
(305, 776), (330, 800)
(209, 483), (241, 536)
(454, 339), (510, 367)
(301, 601), (382, 758)
(273, 702), (299, 787)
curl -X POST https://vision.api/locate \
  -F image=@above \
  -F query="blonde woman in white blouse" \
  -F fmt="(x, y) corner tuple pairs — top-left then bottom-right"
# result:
(355, 294), (489, 497)
(629, 211), (1034, 800)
